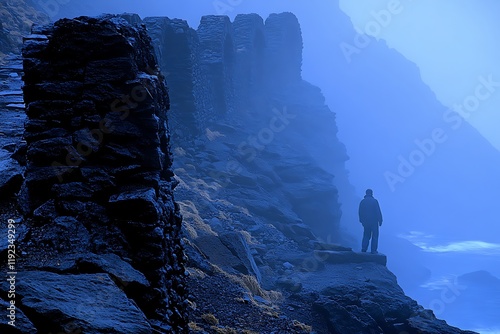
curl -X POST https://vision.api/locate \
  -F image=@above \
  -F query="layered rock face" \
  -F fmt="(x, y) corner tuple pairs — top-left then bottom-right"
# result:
(144, 13), (353, 243)
(263, 12), (303, 89)
(11, 15), (187, 333)
(0, 54), (25, 197)
(143, 16), (207, 136)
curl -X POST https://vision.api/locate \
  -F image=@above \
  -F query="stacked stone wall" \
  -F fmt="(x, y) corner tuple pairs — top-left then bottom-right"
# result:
(20, 15), (187, 333)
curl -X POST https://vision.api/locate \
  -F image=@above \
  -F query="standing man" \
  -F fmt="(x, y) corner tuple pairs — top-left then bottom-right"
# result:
(358, 189), (383, 254)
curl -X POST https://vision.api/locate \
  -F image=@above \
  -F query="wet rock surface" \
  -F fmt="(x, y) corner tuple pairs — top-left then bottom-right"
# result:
(0, 54), (25, 200)
(15, 271), (153, 334)
(0, 15), (187, 333)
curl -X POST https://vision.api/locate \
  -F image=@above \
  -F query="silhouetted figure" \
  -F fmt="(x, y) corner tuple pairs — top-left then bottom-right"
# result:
(359, 189), (383, 254)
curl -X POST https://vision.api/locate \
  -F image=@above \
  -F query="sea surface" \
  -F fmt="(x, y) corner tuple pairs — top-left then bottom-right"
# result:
(386, 233), (500, 334)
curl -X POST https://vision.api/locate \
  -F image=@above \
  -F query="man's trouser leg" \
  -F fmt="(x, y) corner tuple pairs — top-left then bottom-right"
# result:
(371, 224), (379, 253)
(362, 224), (371, 252)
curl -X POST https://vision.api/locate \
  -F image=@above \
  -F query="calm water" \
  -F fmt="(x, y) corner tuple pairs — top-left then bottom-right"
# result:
(385, 234), (500, 333)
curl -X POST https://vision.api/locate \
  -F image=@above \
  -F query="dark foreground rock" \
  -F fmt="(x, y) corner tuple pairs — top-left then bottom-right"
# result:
(0, 150), (23, 197)
(16, 271), (152, 334)
(0, 298), (37, 334)
(301, 263), (477, 334)
(0, 15), (187, 333)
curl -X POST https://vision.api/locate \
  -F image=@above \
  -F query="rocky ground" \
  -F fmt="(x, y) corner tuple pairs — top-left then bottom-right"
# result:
(0, 48), (477, 334)
(171, 108), (477, 333)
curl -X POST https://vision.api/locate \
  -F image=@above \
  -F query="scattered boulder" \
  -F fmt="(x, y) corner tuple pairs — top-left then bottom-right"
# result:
(275, 277), (303, 292)
(76, 253), (150, 289)
(313, 297), (383, 333)
(220, 232), (262, 283)
(0, 150), (23, 198)
(194, 234), (252, 277)
(108, 187), (161, 222)
(183, 238), (214, 274)
(16, 271), (153, 334)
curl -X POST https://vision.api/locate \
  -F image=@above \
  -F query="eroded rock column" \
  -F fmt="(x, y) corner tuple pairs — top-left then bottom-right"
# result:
(19, 15), (187, 333)
(144, 17), (205, 137)
(197, 15), (235, 117)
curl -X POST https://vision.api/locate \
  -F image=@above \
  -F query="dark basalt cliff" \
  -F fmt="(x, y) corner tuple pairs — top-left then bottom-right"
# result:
(1, 16), (187, 333)
(0, 6), (479, 334)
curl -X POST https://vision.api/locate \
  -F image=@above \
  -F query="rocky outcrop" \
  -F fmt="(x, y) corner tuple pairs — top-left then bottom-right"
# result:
(263, 12), (303, 90)
(232, 13), (266, 107)
(309, 263), (476, 334)
(143, 12), (349, 243)
(0, 150), (23, 197)
(0, 54), (25, 197)
(197, 15), (235, 118)
(3, 15), (187, 333)
(143, 16), (207, 137)
(145, 14), (238, 135)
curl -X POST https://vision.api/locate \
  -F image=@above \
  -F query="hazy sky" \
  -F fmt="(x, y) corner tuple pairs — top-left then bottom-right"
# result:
(339, 0), (500, 151)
